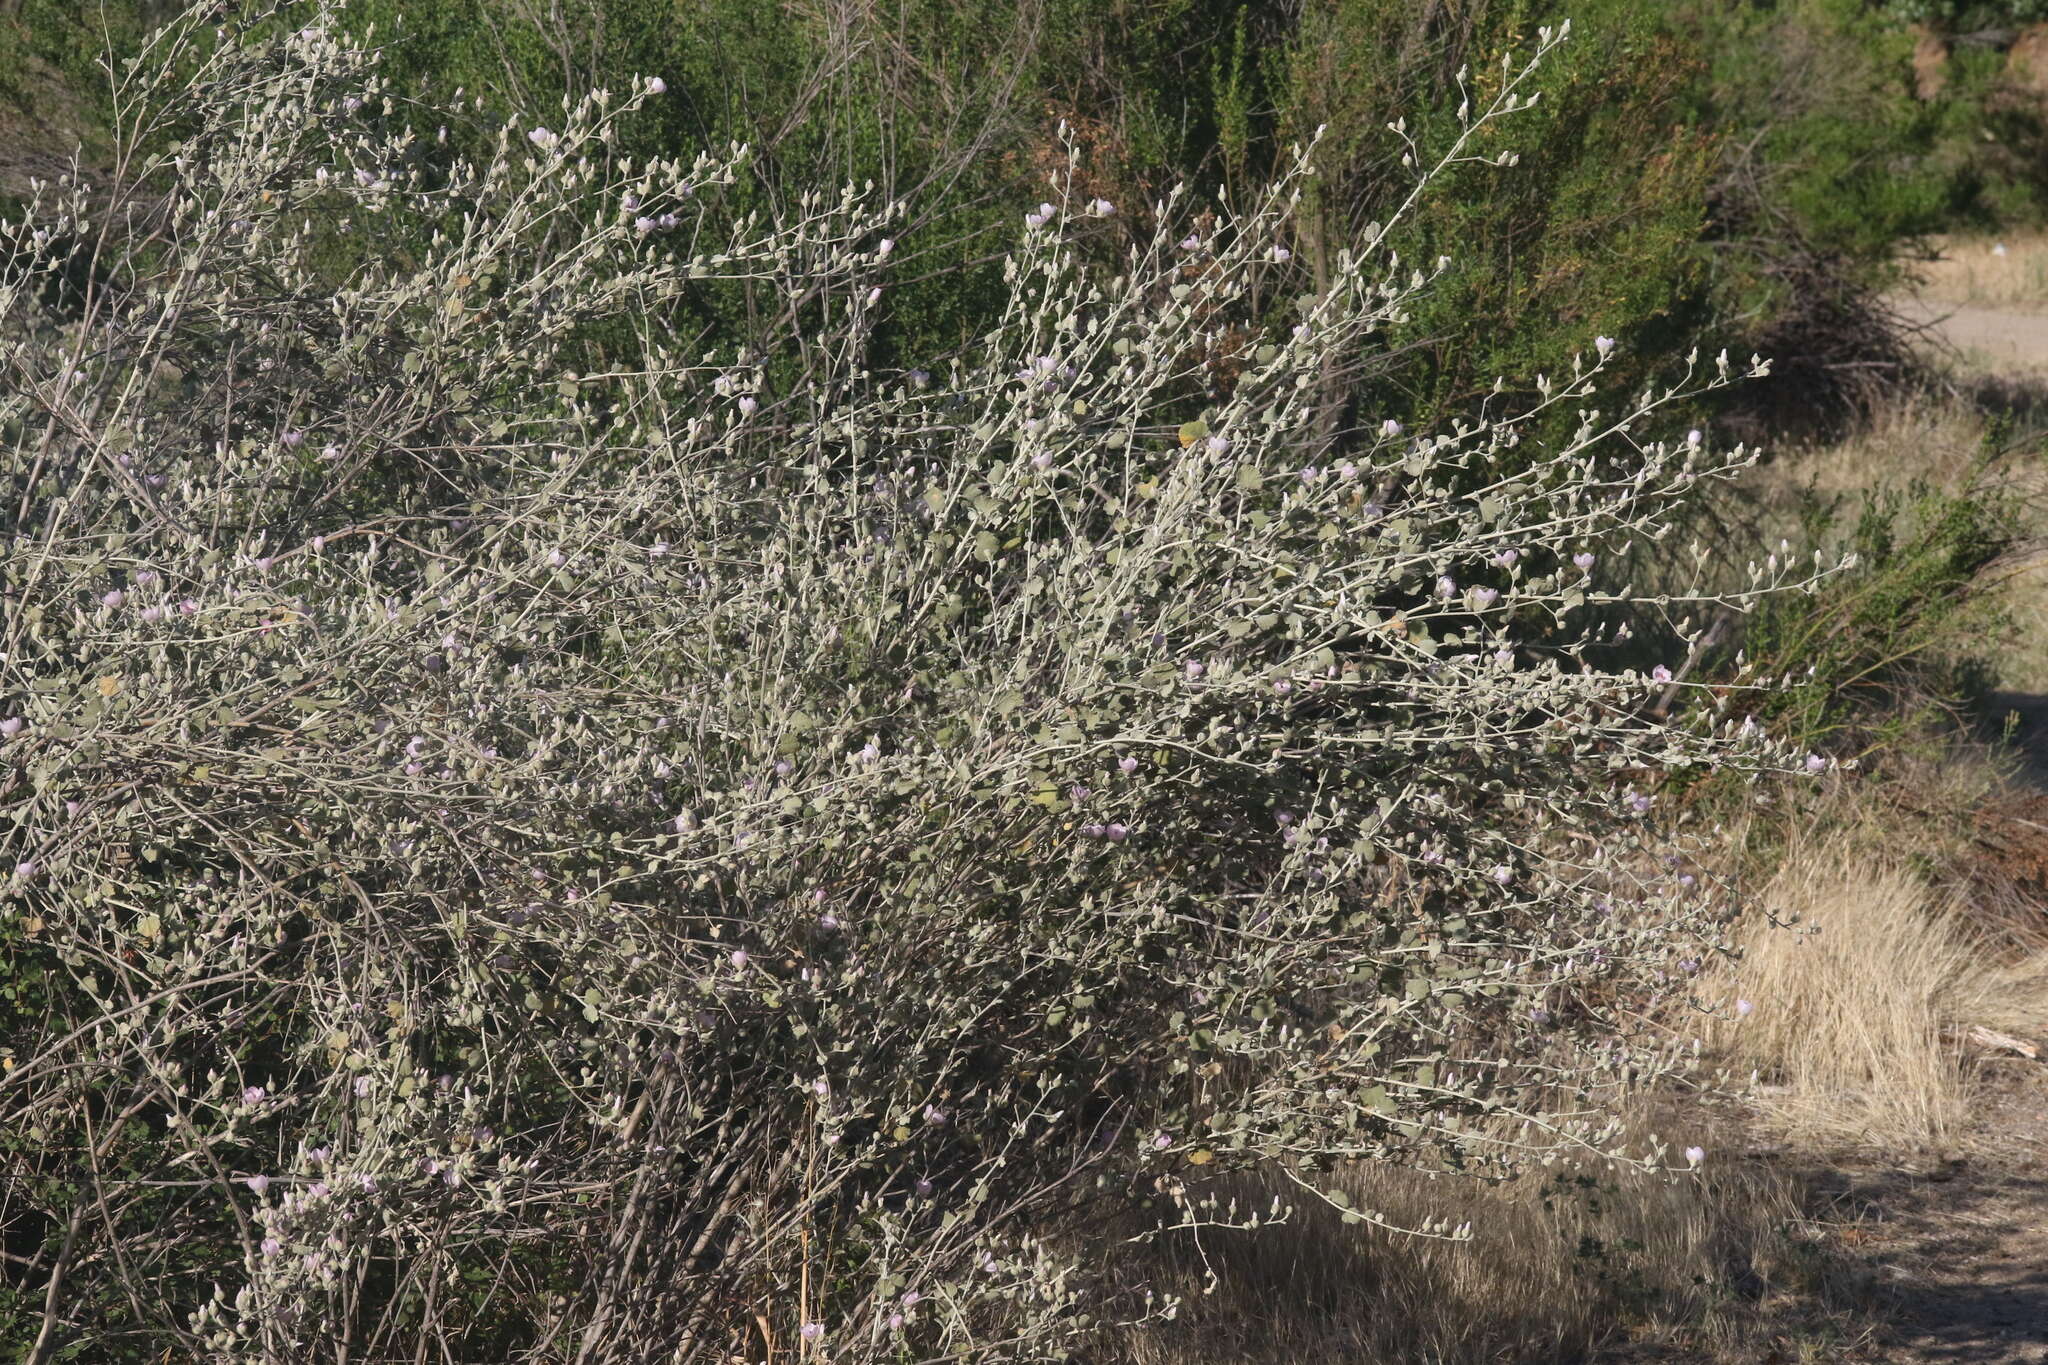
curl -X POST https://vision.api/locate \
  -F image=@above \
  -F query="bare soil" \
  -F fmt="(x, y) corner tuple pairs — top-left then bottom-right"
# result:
(1799, 1062), (2048, 1364)
(1896, 295), (2048, 378)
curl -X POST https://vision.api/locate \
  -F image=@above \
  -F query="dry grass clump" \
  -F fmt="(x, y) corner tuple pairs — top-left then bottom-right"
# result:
(1709, 839), (2048, 1153)
(1908, 232), (2048, 311)
(1107, 1129), (1844, 1365)
(1751, 395), (1995, 508)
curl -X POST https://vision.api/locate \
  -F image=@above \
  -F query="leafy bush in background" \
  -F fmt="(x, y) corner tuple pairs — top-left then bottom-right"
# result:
(1269, 0), (1720, 429)
(0, 1), (1734, 440)
(0, 7), (1835, 1360)
(317, 0), (1730, 437)
(22, 0), (2048, 443)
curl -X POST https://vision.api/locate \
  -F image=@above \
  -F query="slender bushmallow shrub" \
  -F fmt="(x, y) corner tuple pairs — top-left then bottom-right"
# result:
(0, 7), (1838, 1361)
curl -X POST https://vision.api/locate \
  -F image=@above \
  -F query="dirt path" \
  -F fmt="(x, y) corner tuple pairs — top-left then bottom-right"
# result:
(1827, 1065), (2048, 1363)
(1895, 294), (2048, 375)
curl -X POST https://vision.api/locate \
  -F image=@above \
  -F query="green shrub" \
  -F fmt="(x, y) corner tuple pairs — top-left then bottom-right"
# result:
(0, 8), (1832, 1360)
(1271, 0), (1720, 430)
(1735, 479), (2016, 755)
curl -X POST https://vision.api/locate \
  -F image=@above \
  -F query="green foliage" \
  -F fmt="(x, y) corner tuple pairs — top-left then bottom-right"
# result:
(0, 1), (1733, 433)
(0, 0), (179, 107)
(1683, 1), (1974, 254)
(1293, 1), (1720, 424)
(1737, 477), (2016, 754)
(9, 0), (2015, 440)
(318, 0), (1293, 376)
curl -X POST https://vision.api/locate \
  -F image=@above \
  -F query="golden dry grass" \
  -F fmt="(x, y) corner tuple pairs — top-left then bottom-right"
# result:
(1752, 395), (1993, 507)
(1907, 232), (2048, 312)
(1708, 839), (2048, 1154)
(1104, 824), (2048, 1365)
